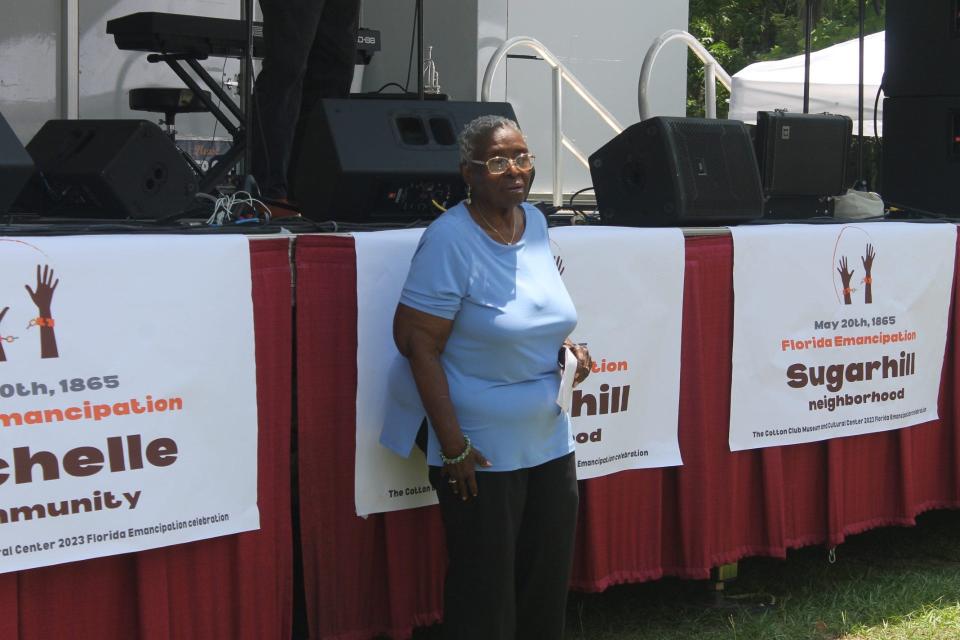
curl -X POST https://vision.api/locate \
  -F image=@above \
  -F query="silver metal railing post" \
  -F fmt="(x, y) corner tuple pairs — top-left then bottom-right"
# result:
(551, 66), (563, 207)
(481, 36), (624, 205)
(638, 29), (732, 121)
(704, 62), (717, 119)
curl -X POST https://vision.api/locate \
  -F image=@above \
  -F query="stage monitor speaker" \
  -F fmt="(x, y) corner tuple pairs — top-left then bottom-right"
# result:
(589, 116), (763, 226)
(882, 95), (960, 215)
(755, 111), (851, 197)
(0, 111), (34, 215)
(292, 99), (517, 221)
(885, 0), (960, 97)
(26, 120), (198, 219)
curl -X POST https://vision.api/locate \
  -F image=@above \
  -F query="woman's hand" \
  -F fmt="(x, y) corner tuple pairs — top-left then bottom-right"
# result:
(563, 339), (592, 386)
(442, 445), (491, 501)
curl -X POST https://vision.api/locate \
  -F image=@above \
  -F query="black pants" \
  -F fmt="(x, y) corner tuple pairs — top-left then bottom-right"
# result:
(429, 452), (579, 640)
(252, 0), (360, 200)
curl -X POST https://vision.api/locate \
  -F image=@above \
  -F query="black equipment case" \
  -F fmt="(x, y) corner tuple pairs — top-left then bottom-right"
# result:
(754, 111), (852, 197)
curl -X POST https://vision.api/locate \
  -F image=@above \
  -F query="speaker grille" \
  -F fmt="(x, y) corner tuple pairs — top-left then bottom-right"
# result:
(668, 119), (761, 216)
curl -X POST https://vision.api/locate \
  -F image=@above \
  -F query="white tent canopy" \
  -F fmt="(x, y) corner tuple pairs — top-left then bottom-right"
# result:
(728, 31), (885, 137)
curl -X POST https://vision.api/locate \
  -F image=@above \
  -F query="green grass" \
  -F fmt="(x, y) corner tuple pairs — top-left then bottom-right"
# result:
(563, 509), (960, 639)
(411, 509), (960, 639)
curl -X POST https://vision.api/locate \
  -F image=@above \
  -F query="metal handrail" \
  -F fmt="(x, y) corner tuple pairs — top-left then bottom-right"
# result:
(639, 29), (732, 121)
(481, 36), (624, 207)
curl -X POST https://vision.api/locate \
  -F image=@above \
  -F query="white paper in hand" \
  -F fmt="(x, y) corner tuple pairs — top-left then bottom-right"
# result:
(556, 346), (579, 412)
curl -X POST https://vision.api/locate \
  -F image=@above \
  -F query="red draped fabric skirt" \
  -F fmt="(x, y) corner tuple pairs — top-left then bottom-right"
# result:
(3, 233), (954, 640)
(296, 234), (960, 640)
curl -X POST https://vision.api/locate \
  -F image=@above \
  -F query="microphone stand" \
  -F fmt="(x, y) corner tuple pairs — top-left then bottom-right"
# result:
(417, 0), (424, 100)
(802, 0), (813, 113)
(243, 0), (255, 178)
(856, 0), (866, 189)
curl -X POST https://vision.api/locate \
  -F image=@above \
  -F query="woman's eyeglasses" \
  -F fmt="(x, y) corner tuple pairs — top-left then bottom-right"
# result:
(470, 153), (535, 175)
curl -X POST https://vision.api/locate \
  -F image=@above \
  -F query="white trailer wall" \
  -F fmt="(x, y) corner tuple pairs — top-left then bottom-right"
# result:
(2, 0), (689, 197)
(0, 0), (244, 144)
(0, 2), (63, 143)
(361, 0), (689, 196)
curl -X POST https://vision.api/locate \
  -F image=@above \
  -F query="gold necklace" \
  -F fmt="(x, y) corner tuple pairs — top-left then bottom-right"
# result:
(472, 204), (517, 245)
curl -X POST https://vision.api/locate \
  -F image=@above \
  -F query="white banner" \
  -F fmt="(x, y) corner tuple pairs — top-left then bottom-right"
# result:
(0, 236), (259, 573)
(550, 226), (684, 478)
(355, 229), (435, 517)
(729, 223), (956, 451)
(355, 225), (685, 516)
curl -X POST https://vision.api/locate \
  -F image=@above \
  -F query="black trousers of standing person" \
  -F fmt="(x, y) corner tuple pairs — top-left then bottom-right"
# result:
(252, 0), (360, 200)
(428, 452), (579, 640)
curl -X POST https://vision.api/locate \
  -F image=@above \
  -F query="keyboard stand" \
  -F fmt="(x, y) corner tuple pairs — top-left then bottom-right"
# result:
(146, 53), (246, 194)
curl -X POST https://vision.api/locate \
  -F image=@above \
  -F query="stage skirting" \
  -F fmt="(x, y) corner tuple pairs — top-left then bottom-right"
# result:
(296, 233), (960, 640)
(2, 233), (957, 640)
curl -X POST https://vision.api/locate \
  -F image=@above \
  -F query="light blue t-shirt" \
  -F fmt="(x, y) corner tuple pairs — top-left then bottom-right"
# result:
(398, 201), (578, 471)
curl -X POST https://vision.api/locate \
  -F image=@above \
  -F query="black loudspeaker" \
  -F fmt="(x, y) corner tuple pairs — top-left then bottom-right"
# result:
(882, 96), (960, 215)
(885, 0), (960, 97)
(883, 2), (960, 215)
(589, 116), (763, 226)
(0, 112), (34, 214)
(26, 120), (198, 219)
(755, 111), (851, 197)
(292, 99), (517, 221)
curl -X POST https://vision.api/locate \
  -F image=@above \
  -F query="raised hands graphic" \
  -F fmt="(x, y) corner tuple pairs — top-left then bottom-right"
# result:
(837, 256), (855, 305)
(861, 243), (875, 304)
(25, 265), (59, 359)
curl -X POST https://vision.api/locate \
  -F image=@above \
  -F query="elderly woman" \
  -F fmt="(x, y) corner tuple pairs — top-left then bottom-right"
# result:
(392, 114), (591, 639)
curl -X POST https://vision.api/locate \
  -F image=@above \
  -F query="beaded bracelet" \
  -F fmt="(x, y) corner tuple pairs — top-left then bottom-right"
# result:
(440, 435), (472, 465)
(28, 317), (55, 329)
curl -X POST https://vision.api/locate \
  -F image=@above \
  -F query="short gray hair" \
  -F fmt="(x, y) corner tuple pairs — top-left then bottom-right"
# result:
(458, 115), (523, 165)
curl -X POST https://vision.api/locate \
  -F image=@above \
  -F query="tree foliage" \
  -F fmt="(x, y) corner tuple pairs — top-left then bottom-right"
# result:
(687, 0), (886, 117)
